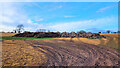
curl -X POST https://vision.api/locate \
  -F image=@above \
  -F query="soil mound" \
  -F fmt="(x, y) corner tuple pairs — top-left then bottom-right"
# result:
(61, 32), (106, 39)
(14, 32), (106, 39)
(14, 32), (60, 38)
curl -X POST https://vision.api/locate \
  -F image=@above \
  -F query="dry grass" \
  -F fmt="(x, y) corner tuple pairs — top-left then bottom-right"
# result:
(78, 38), (101, 45)
(54, 38), (100, 45)
(2, 39), (47, 66)
(0, 33), (18, 37)
(52, 34), (119, 50)
(100, 33), (119, 37)
(100, 33), (119, 50)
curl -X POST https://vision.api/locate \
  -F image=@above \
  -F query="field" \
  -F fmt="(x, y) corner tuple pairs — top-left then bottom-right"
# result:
(1, 33), (120, 66)
(0, 33), (18, 37)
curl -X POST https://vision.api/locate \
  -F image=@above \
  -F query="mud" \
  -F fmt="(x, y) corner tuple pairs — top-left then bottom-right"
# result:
(24, 39), (120, 66)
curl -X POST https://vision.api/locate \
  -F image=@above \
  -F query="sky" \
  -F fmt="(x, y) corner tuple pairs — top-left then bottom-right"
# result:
(0, 2), (118, 33)
(0, 0), (119, 2)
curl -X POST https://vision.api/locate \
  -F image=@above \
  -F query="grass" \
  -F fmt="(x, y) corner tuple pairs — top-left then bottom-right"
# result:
(0, 36), (60, 39)
(98, 35), (120, 51)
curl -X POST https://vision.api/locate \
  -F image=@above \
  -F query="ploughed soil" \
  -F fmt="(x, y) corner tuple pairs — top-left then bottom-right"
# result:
(1, 38), (120, 66)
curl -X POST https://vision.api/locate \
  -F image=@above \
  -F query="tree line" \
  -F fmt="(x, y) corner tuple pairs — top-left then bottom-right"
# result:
(1, 24), (120, 33)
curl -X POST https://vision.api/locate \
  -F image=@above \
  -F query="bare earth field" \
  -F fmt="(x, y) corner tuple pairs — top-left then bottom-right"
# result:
(1, 33), (120, 66)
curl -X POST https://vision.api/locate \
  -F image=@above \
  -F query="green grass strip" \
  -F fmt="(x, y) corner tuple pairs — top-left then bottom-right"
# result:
(0, 36), (60, 39)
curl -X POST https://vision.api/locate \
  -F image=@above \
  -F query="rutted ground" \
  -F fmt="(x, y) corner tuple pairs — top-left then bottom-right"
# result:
(2, 38), (120, 66)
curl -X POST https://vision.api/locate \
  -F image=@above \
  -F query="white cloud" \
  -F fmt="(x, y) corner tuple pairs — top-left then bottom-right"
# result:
(36, 18), (44, 21)
(0, 16), (14, 23)
(0, 25), (14, 32)
(27, 19), (33, 24)
(0, 2), (117, 33)
(47, 16), (117, 32)
(96, 6), (112, 13)
(0, 2), (44, 32)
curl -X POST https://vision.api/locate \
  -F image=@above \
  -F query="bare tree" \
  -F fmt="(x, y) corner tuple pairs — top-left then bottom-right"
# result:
(106, 30), (110, 33)
(78, 30), (86, 34)
(118, 30), (120, 33)
(36, 29), (46, 32)
(16, 24), (24, 33)
(13, 30), (17, 33)
(88, 32), (92, 33)
(48, 30), (50, 32)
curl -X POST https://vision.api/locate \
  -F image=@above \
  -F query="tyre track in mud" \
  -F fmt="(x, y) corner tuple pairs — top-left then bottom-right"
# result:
(25, 39), (120, 66)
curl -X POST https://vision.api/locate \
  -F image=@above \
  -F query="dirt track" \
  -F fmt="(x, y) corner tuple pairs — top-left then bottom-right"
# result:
(24, 39), (120, 66)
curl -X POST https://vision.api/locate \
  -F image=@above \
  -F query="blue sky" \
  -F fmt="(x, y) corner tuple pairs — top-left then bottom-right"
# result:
(0, 2), (118, 33)
(0, 0), (119, 2)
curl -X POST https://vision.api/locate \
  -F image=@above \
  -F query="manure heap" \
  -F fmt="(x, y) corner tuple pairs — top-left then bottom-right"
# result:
(14, 32), (106, 39)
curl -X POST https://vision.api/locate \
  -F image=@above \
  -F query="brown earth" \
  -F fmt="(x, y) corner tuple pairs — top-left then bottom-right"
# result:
(2, 37), (120, 66)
